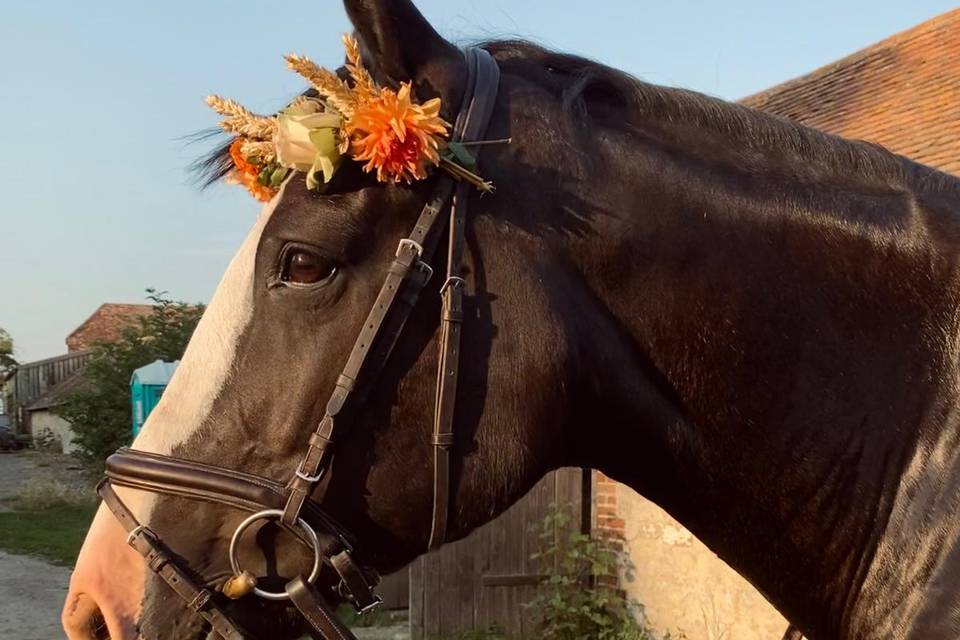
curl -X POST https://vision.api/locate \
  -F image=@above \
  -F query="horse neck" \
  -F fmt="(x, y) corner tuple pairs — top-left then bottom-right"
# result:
(558, 119), (960, 637)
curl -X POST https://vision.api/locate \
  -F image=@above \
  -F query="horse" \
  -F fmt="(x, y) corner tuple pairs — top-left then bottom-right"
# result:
(63, 1), (960, 638)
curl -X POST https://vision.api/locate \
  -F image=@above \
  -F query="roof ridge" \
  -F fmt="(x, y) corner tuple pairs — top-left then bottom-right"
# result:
(741, 8), (960, 105)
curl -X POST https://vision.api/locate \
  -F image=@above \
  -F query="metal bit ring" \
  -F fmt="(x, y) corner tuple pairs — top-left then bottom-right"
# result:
(228, 509), (322, 601)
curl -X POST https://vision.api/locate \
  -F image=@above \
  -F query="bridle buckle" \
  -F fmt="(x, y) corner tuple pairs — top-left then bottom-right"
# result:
(439, 276), (465, 295)
(126, 524), (156, 546)
(415, 260), (434, 283)
(295, 467), (324, 483)
(354, 594), (384, 615)
(396, 238), (433, 283)
(396, 238), (423, 259)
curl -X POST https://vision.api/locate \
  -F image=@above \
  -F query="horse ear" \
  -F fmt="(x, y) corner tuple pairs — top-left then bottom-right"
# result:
(343, 0), (465, 109)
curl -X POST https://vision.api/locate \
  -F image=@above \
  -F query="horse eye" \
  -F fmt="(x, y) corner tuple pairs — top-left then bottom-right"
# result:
(281, 248), (336, 285)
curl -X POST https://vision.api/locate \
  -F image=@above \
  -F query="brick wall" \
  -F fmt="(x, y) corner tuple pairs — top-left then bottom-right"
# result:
(594, 472), (625, 544)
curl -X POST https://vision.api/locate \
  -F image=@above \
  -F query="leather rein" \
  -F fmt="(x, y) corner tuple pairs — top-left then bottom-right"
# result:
(97, 47), (501, 640)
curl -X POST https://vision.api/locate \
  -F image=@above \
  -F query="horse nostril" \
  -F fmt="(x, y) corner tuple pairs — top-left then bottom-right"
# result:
(62, 592), (110, 639)
(91, 612), (111, 640)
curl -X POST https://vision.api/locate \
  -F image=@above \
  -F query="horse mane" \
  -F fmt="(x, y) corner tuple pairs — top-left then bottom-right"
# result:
(483, 40), (959, 196)
(193, 39), (960, 196)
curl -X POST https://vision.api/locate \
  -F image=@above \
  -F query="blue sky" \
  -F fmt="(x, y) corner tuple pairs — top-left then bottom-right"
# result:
(1, 0), (955, 361)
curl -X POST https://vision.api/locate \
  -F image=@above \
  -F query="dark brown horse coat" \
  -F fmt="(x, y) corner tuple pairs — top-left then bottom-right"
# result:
(64, 2), (960, 639)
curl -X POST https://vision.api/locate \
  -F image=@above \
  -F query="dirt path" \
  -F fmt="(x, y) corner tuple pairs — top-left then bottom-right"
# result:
(0, 452), (90, 639)
(0, 550), (71, 639)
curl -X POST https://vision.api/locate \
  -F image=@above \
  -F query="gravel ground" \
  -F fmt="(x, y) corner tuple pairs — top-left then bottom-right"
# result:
(0, 549), (71, 639)
(0, 451), (89, 639)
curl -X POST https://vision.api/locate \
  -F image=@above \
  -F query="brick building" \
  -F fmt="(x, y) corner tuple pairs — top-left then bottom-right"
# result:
(66, 303), (154, 352)
(604, 9), (960, 640)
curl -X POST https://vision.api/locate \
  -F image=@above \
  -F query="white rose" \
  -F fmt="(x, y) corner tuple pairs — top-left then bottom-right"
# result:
(273, 107), (342, 172)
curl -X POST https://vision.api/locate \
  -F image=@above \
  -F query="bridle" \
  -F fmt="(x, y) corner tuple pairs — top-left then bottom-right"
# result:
(97, 47), (501, 640)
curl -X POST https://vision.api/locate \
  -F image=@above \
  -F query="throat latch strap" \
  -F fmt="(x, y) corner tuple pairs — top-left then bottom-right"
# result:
(428, 47), (501, 550)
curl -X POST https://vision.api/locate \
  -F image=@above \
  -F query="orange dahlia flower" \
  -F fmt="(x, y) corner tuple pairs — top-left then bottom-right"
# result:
(228, 139), (276, 202)
(344, 83), (449, 184)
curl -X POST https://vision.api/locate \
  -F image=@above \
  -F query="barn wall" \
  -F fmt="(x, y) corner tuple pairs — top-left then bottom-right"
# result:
(409, 469), (586, 638)
(29, 410), (77, 454)
(615, 482), (788, 640)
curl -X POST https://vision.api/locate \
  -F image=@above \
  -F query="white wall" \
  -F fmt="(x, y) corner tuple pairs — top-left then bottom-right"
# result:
(617, 484), (789, 640)
(30, 410), (77, 454)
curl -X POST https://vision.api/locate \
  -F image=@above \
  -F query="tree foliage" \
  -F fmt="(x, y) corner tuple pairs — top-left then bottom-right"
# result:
(0, 327), (16, 377)
(56, 290), (204, 467)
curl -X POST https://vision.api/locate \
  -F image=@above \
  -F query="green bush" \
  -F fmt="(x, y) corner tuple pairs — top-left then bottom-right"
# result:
(525, 506), (664, 640)
(55, 290), (204, 468)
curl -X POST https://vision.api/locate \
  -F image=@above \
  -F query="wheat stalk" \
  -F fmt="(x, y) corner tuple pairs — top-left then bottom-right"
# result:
(342, 34), (377, 101)
(284, 54), (357, 117)
(205, 95), (276, 139)
(240, 140), (276, 163)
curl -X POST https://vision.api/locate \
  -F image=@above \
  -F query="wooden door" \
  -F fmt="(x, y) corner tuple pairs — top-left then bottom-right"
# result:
(408, 468), (589, 638)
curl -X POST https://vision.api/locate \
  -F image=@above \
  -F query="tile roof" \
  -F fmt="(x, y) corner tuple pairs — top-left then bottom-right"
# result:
(66, 303), (155, 352)
(741, 9), (960, 176)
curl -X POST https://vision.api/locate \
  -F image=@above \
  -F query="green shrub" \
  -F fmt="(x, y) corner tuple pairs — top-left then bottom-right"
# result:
(525, 506), (663, 640)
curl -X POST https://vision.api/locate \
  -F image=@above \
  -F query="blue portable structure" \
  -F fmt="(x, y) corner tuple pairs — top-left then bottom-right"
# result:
(131, 359), (179, 436)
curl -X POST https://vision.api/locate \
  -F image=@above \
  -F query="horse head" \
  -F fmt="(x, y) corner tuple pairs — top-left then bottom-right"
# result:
(64, 2), (592, 637)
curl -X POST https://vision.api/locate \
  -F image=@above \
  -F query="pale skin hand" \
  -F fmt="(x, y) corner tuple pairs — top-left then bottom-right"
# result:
(62, 501), (144, 640)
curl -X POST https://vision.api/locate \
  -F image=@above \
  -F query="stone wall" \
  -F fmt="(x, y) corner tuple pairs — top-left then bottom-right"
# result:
(597, 474), (788, 640)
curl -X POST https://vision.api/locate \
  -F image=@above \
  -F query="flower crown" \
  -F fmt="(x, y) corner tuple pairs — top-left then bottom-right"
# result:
(206, 35), (491, 202)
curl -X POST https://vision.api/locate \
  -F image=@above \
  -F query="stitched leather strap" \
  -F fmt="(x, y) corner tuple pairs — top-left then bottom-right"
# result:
(97, 480), (248, 640)
(282, 49), (500, 545)
(428, 48), (501, 550)
(287, 576), (358, 640)
(282, 184), (452, 528)
(105, 447), (354, 553)
(330, 550), (381, 612)
(105, 449), (381, 623)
